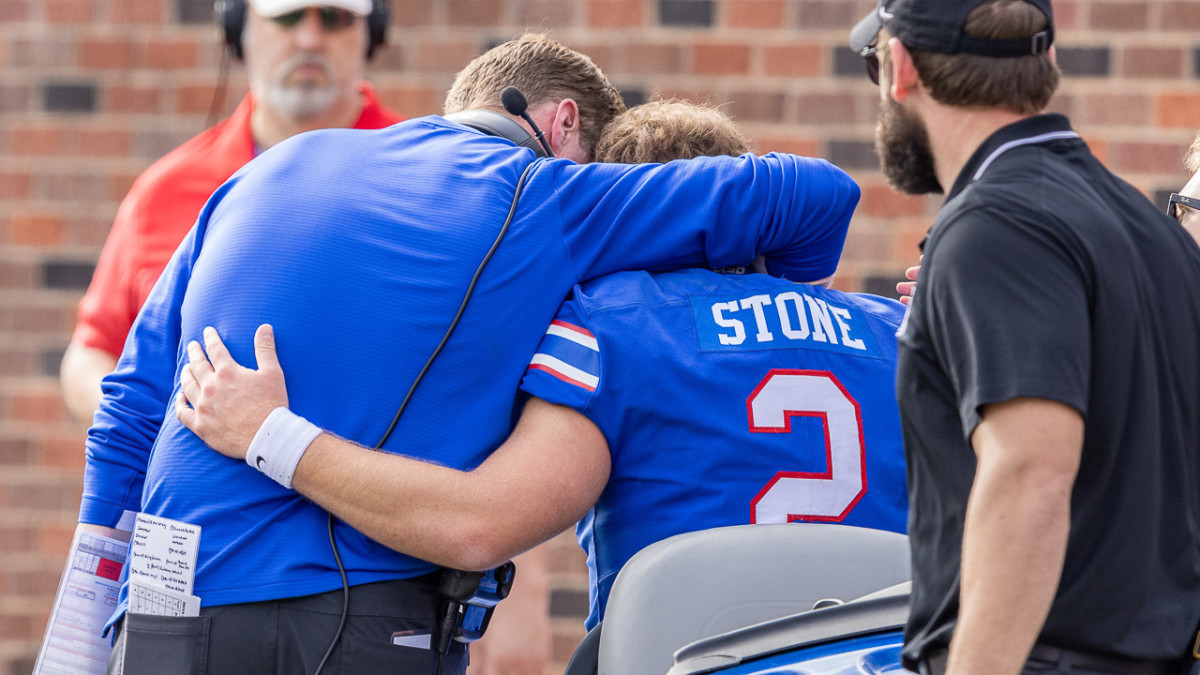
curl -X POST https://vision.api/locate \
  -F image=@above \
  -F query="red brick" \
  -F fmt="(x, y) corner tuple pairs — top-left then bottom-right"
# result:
(417, 39), (480, 74)
(795, 0), (862, 30)
(10, 213), (65, 246)
(44, 0), (92, 23)
(7, 125), (65, 156)
(1122, 46), (1183, 79)
(1156, 93), (1200, 128)
(7, 390), (67, 424)
(0, 523), (35, 551)
(0, 171), (32, 200)
(35, 172), (112, 204)
(762, 43), (822, 78)
(1089, 1), (1150, 29)
(1044, 92), (1075, 118)
(0, 259), (35, 289)
(65, 213), (115, 247)
(0, 83), (32, 113)
(0, 612), (37, 642)
(110, 172), (141, 201)
(106, 84), (161, 114)
(1113, 141), (1180, 173)
(624, 43), (684, 75)
(448, 0), (501, 26)
(73, 128), (133, 157)
(10, 37), (75, 68)
(1157, 2), (1200, 30)
(0, 0), (28, 21)
(842, 229), (889, 262)
(1083, 135), (1109, 164)
(39, 434), (86, 470)
(1, 304), (71, 333)
(109, 1), (166, 24)
(39, 522), (78, 557)
(726, 0), (785, 29)
(78, 38), (134, 69)
(11, 565), (64, 596)
(1, 474), (82, 512)
(567, 42), (615, 74)
(726, 91), (785, 123)
(692, 42), (752, 76)
(144, 39), (200, 69)
(391, 0), (434, 26)
(897, 226), (928, 262)
(378, 86), (441, 119)
(1054, 0), (1081, 30)
(587, 0), (646, 28)
(754, 135), (820, 157)
(516, 0), (574, 26)
(859, 183), (930, 218)
(794, 92), (857, 125)
(177, 84), (219, 114)
(0, 435), (36, 464)
(1080, 93), (1150, 126)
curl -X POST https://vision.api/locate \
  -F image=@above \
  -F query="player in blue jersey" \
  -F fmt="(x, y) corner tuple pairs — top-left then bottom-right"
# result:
(177, 100), (905, 639)
(77, 37), (860, 675)
(521, 101), (908, 626)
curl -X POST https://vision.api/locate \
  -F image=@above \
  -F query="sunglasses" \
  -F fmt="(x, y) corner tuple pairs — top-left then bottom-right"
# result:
(270, 6), (360, 31)
(1166, 192), (1200, 224)
(861, 42), (880, 85)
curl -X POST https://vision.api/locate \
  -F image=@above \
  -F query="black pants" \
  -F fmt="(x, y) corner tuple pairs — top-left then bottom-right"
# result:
(107, 577), (468, 675)
(920, 645), (1182, 675)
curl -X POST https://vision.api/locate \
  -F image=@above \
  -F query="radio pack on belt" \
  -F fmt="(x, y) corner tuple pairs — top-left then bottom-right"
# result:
(435, 561), (516, 653)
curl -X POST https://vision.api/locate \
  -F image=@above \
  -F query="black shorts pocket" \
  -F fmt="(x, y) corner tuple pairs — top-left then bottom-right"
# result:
(122, 613), (211, 675)
(341, 634), (467, 674)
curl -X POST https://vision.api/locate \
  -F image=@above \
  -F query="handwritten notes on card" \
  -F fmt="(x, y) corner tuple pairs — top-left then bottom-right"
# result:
(129, 513), (200, 594)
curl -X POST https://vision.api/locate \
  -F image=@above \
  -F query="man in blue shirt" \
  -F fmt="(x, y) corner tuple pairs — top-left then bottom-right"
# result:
(175, 100), (904, 645)
(79, 36), (859, 675)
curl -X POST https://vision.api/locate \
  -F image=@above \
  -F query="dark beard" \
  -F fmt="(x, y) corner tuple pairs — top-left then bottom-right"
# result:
(875, 97), (943, 196)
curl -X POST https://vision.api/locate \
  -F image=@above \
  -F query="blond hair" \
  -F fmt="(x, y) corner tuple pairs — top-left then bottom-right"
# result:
(594, 100), (751, 164)
(444, 34), (626, 161)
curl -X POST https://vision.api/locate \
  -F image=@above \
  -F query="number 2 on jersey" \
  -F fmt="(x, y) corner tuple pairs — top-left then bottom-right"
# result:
(748, 370), (867, 524)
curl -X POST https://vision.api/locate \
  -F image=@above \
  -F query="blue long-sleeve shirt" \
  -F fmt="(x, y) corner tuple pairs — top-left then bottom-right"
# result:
(80, 115), (860, 609)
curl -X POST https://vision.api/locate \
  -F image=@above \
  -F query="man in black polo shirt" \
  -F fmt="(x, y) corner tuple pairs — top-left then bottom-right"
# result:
(850, 1), (1200, 673)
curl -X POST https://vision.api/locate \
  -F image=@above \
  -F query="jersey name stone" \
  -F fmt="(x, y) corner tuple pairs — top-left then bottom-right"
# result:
(690, 286), (883, 359)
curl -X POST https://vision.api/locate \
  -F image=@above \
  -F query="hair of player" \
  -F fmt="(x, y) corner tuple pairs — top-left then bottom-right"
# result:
(443, 33), (626, 161)
(594, 100), (752, 164)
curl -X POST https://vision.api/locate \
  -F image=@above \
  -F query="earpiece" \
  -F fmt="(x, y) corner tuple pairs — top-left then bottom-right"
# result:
(215, 0), (390, 61)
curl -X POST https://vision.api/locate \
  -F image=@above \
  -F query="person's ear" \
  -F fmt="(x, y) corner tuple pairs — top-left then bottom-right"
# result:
(548, 99), (581, 154)
(887, 37), (920, 104)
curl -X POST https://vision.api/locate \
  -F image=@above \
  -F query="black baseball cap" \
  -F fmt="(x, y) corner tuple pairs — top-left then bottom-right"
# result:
(850, 0), (1054, 57)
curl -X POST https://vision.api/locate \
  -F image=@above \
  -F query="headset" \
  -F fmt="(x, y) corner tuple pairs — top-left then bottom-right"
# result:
(443, 87), (555, 159)
(215, 0), (390, 60)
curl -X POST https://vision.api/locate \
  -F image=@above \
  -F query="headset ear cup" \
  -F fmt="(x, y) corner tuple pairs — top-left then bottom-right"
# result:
(217, 0), (246, 60)
(366, 0), (389, 59)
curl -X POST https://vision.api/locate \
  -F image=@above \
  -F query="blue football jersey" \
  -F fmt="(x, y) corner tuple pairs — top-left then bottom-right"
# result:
(520, 269), (908, 628)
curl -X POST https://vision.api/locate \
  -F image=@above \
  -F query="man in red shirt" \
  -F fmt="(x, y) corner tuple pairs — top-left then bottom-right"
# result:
(61, 0), (403, 420)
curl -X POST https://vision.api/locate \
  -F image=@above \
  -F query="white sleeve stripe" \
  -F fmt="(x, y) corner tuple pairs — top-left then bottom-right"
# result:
(546, 324), (599, 351)
(529, 354), (600, 388)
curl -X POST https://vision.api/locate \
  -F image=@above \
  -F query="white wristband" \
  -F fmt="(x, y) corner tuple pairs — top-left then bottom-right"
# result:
(245, 407), (322, 489)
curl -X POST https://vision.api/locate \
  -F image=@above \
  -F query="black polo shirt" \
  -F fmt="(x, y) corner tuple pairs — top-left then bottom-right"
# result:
(898, 113), (1200, 667)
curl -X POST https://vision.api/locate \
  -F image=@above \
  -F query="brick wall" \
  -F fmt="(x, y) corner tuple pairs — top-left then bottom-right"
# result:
(2, 1), (1198, 673)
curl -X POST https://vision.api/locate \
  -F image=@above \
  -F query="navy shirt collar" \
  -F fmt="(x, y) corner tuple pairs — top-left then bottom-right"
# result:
(946, 113), (1075, 201)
